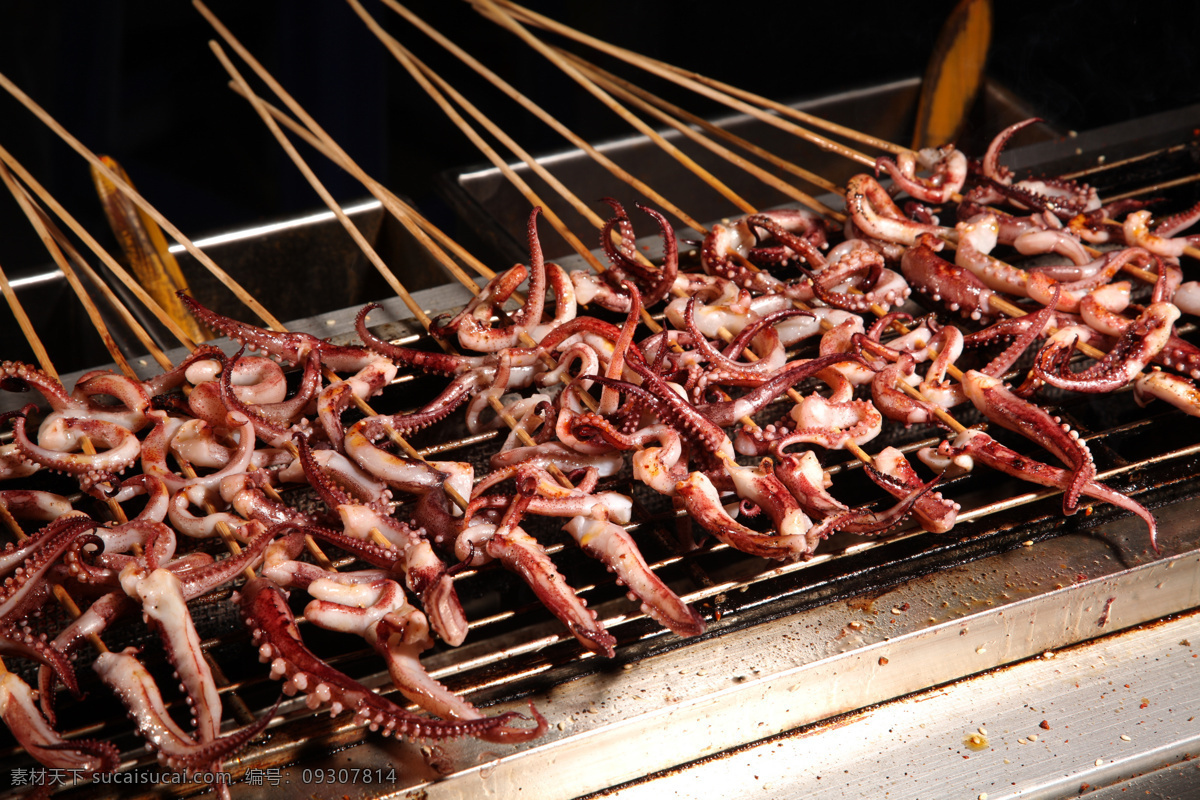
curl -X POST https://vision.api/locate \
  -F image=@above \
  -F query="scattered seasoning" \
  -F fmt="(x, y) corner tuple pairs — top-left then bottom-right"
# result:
(697, 669), (708, 676)
(964, 733), (988, 751)
(891, 608), (903, 615)
(979, 793), (988, 800)
(1040, 720), (1051, 730)
(1120, 735), (1131, 741)
(1018, 738), (1027, 745)
(848, 621), (862, 630)
(978, 727), (988, 736)
(1023, 540), (1034, 547)
(1029, 734), (1039, 742)
(976, 646), (987, 654)
(1095, 758), (1105, 766)
(1182, 640), (1191, 647)
(622, 663), (633, 671)
(878, 657), (889, 666)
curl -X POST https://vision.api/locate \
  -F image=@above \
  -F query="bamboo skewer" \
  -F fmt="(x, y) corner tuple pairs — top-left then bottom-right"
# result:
(471, 0), (754, 224)
(345, 0), (603, 274)
(374, 0), (708, 239)
(1, 163), (136, 380)
(471, 0), (887, 169)
(0, 71), (285, 333)
(1059, 143), (1192, 181)
(0, 143), (198, 356)
(209, 43), (428, 330)
(1105, 172), (1200, 203)
(343, 0), (665, 335)
(195, 2), (493, 303)
(487, 2), (906, 160)
(0, 257), (57, 380)
(6, 173), (174, 372)
(562, 50), (844, 218)
(227, 86), (498, 285)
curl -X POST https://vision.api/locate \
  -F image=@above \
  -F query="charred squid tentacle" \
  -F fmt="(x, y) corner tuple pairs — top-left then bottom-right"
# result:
(236, 578), (536, 739)
(961, 370), (1096, 515)
(928, 429), (1157, 550)
(563, 516), (704, 638)
(0, 671), (119, 776)
(94, 648), (278, 771)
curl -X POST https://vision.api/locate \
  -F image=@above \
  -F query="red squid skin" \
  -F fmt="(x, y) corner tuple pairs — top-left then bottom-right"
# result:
(237, 576), (545, 741)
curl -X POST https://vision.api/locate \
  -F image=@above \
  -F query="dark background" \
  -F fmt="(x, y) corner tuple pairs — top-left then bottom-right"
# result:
(1, 0), (1199, 341)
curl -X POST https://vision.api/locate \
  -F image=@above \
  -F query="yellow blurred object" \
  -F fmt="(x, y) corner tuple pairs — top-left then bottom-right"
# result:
(911, 0), (992, 150)
(91, 156), (212, 343)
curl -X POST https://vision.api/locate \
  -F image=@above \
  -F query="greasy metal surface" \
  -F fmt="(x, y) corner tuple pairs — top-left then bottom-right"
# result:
(589, 609), (1200, 800)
